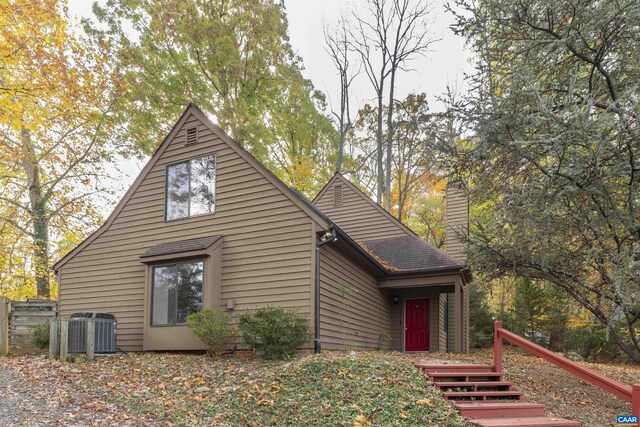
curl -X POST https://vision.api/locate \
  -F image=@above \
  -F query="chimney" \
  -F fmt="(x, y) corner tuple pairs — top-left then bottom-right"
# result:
(445, 177), (469, 263)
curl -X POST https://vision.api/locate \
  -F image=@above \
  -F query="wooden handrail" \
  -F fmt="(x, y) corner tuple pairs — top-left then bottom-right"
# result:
(493, 320), (640, 418)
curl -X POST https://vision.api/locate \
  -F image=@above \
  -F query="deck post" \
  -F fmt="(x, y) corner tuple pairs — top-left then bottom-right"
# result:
(49, 320), (59, 358)
(0, 297), (8, 356)
(59, 319), (68, 362)
(86, 320), (95, 362)
(493, 320), (503, 373)
(454, 278), (463, 352)
(632, 384), (640, 418)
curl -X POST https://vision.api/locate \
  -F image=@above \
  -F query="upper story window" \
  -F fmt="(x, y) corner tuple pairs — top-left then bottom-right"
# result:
(165, 155), (216, 221)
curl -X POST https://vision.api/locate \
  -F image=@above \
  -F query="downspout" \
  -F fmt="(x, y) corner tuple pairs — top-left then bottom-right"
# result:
(315, 228), (337, 354)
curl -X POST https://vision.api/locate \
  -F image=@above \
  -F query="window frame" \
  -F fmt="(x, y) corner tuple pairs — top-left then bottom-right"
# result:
(164, 154), (217, 222)
(150, 258), (205, 327)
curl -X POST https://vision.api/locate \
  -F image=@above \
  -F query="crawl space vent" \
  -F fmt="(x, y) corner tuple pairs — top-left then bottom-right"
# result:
(186, 127), (198, 144)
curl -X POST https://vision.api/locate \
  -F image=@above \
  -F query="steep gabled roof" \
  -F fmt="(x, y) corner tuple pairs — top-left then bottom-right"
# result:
(313, 172), (466, 276)
(313, 171), (417, 238)
(53, 104), (331, 271)
(361, 235), (462, 272)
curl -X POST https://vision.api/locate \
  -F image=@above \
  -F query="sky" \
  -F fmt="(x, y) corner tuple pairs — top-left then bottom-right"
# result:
(67, 0), (473, 211)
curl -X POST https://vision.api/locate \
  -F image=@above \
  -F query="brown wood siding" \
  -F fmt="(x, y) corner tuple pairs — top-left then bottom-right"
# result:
(389, 289), (441, 352)
(445, 181), (468, 263)
(319, 244), (391, 350)
(314, 178), (411, 241)
(58, 113), (315, 351)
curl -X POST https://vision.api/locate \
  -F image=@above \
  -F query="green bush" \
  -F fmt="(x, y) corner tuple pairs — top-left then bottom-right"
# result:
(238, 306), (309, 359)
(565, 324), (625, 362)
(469, 282), (495, 348)
(186, 309), (236, 357)
(30, 322), (50, 350)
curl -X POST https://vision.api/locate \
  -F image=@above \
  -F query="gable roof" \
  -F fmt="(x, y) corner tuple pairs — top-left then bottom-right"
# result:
(53, 103), (331, 271)
(313, 171), (417, 238)
(361, 235), (462, 273)
(312, 172), (466, 276)
(140, 236), (223, 259)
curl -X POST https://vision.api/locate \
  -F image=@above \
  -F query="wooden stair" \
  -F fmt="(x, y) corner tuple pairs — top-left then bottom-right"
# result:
(416, 363), (580, 426)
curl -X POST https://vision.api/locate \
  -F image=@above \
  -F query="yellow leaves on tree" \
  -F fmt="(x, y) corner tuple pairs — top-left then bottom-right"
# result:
(0, 0), (120, 298)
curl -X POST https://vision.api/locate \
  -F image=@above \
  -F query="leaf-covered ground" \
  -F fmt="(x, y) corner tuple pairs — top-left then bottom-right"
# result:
(0, 351), (463, 426)
(408, 348), (640, 427)
(3, 348), (637, 426)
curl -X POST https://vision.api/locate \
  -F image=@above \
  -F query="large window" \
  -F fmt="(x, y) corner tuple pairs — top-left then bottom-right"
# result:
(165, 155), (216, 220)
(151, 260), (203, 326)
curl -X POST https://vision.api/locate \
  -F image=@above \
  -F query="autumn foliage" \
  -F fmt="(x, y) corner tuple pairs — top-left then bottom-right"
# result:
(0, 0), (122, 298)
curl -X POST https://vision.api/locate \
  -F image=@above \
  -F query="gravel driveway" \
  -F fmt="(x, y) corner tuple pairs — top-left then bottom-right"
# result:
(0, 356), (149, 426)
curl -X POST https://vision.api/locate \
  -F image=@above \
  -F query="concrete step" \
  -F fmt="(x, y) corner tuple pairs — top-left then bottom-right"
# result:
(455, 402), (547, 419)
(434, 381), (513, 391)
(443, 390), (524, 401)
(470, 416), (580, 426)
(416, 363), (494, 373)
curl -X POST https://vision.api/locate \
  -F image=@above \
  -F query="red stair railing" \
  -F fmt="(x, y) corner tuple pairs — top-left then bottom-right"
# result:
(493, 320), (640, 419)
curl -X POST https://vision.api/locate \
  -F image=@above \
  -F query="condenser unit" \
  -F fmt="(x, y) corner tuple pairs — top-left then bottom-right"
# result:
(68, 312), (116, 354)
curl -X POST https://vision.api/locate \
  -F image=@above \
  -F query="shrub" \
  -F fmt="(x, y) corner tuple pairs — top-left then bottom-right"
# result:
(30, 322), (50, 350)
(186, 309), (236, 357)
(238, 306), (309, 359)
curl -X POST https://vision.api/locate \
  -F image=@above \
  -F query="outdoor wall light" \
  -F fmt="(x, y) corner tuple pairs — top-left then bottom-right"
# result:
(393, 296), (398, 304)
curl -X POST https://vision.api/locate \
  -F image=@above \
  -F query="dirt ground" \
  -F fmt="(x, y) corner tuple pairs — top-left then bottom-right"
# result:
(0, 355), (151, 426)
(406, 347), (640, 427)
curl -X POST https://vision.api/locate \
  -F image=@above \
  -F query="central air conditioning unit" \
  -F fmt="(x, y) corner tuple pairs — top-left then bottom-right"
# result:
(67, 312), (117, 354)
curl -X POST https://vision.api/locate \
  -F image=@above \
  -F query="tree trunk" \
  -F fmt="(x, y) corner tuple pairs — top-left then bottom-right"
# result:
(337, 132), (344, 172)
(21, 128), (50, 298)
(376, 86), (384, 205)
(385, 69), (396, 212)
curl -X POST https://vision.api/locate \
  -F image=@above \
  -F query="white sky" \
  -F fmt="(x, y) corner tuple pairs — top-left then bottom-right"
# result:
(67, 0), (472, 212)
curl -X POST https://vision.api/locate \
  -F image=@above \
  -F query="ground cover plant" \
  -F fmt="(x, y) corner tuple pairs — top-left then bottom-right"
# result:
(0, 351), (462, 426)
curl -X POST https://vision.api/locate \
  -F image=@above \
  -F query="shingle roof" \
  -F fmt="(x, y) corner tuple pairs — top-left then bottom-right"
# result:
(360, 235), (462, 272)
(140, 236), (222, 258)
(296, 183), (463, 274)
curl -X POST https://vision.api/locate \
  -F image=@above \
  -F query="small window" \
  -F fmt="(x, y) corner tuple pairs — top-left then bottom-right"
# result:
(165, 155), (216, 220)
(186, 127), (198, 144)
(333, 184), (343, 206)
(152, 259), (203, 326)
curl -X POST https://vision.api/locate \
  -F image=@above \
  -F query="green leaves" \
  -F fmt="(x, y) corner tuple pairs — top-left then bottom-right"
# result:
(238, 306), (309, 360)
(186, 309), (236, 357)
(91, 0), (337, 196)
(451, 0), (640, 360)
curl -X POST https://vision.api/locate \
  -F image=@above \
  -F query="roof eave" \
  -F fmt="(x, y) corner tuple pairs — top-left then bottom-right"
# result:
(386, 265), (472, 282)
(332, 226), (389, 276)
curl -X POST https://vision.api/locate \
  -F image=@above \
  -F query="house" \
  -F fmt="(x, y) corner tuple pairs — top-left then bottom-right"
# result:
(53, 104), (470, 353)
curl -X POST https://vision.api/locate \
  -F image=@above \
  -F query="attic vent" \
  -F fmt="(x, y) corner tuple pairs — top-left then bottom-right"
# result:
(333, 184), (343, 206)
(186, 127), (198, 144)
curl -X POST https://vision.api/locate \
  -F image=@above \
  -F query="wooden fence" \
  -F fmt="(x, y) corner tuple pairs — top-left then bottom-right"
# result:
(0, 297), (57, 355)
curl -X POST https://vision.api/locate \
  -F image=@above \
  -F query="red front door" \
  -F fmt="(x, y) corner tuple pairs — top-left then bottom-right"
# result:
(405, 298), (429, 351)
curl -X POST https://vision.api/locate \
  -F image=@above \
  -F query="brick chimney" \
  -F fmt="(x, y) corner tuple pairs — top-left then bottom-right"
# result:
(445, 177), (469, 263)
